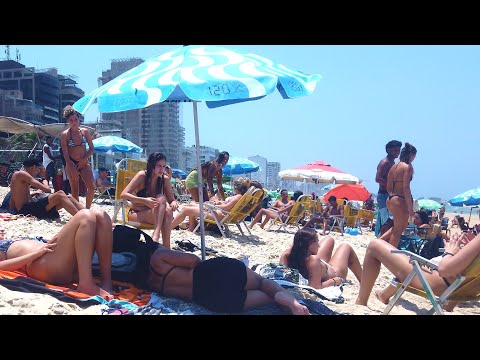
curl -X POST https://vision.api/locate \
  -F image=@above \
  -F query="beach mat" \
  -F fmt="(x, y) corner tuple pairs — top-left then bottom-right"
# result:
(0, 270), (151, 309)
(132, 292), (340, 315)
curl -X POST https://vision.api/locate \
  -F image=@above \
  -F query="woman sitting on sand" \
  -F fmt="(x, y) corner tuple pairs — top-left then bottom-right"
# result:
(280, 228), (362, 289)
(120, 152), (178, 248)
(355, 230), (480, 310)
(171, 177), (250, 232)
(385, 142), (417, 248)
(147, 245), (309, 314)
(0, 209), (113, 299)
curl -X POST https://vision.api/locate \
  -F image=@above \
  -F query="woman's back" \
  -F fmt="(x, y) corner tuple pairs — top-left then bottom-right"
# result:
(387, 162), (411, 197)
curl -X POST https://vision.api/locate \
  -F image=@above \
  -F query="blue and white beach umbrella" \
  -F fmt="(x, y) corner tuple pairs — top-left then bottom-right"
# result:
(222, 157), (260, 176)
(91, 135), (143, 153)
(449, 187), (480, 207)
(171, 168), (187, 179)
(73, 45), (321, 259)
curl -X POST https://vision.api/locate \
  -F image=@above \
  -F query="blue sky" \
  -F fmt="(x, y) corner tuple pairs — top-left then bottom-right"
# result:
(7, 45), (480, 200)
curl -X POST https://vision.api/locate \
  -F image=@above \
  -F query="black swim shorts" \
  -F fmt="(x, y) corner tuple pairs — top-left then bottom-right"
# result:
(18, 195), (59, 220)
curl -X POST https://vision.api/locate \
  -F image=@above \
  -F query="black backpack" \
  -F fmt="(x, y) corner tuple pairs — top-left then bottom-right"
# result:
(419, 235), (444, 260)
(93, 225), (159, 289)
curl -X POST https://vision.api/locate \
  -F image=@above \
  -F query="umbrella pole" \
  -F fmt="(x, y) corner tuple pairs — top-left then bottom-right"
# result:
(193, 102), (206, 261)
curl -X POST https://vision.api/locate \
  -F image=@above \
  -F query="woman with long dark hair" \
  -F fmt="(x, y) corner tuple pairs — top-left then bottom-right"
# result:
(120, 152), (177, 248)
(385, 142), (417, 248)
(60, 106), (96, 208)
(280, 228), (362, 289)
(185, 151), (229, 202)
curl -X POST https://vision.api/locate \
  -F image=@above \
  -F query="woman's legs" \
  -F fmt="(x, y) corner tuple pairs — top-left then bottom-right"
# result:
(171, 206), (200, 230)
(68, 177), (80, 203)
(92, 209), (113, 293)
(317, 235), (335, 262)
(189, 187), (199, 202)
(152, 195), (167, 242)
(79, 165), (95, 209)
(328, 243), (362, 282)
(243, 266), (308, 315)
(161, 204), (174, 249)
(26, 209), (112, 298)
(386, 197), (409, 248)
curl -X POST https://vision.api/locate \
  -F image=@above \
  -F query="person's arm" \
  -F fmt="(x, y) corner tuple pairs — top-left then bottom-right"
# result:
(216, 170), (225, 201)
(336, 205), (344, 218)
(83, 129), (95, 159)
(23, 172), (51, 193)
(43, 145), (54, 161)
(375, 159), (389, 188)
(206, 164), (216, 198)
(60, 131), (79, 179)
(403, 164), (414, 218)
(120, 171), (156, 208)
(0, 240), (56, 271)
(163, 176), (178, 211)
(438, 232), (480, 278)
(279, 249), (290, 266)
(215, 194), (242, 212)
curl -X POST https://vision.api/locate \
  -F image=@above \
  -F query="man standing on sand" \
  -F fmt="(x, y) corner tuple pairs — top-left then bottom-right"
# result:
(42, 136), (57, 187)
(375, 140), (402, 236)
(9, 158), (84, 220)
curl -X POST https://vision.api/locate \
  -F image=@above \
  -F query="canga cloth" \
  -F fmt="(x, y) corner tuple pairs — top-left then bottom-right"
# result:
(0, 270), (151, 308)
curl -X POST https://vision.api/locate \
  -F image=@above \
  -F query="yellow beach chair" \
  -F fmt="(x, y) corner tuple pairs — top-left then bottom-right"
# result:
(267, 194), (311, 232)
(383, 249), (480, 315)
(193, 187), (266, 238)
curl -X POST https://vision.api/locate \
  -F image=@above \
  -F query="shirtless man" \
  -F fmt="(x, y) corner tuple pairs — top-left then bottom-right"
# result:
(321, 196), (344, 235)
(375, 140), (402, 236)
(9, 158), (84, 220)
(248, 189), (294, 229)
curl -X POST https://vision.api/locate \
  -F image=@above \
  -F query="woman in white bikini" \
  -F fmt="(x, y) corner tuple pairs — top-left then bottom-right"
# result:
(280, 228), (362, 289)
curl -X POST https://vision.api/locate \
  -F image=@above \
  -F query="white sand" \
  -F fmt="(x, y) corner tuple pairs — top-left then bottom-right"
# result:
(0, 186), (478, 315)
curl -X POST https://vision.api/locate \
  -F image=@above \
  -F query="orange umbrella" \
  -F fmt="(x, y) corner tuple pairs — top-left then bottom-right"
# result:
(323, 184), (370, 202)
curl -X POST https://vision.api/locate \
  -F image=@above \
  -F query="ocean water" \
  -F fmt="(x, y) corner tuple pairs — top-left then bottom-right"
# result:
(445, 204), (480, 216)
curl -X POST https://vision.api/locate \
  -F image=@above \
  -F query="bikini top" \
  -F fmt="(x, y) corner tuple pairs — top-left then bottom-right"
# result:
(67, 128), (86, 148)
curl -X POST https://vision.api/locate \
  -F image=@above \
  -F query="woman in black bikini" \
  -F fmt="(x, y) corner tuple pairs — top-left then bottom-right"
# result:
(147, 246), (309, 314)
(60, 106), (96, 209)
(120, 152), (177, 247)
(0, 209), (113, 299)
(355, 230), (480, 311)
(385, 142), (417, 248)
(280, 228), (362, 289)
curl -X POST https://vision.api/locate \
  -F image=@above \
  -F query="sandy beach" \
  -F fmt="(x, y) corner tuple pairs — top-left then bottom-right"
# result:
(1, 186), (479, 315)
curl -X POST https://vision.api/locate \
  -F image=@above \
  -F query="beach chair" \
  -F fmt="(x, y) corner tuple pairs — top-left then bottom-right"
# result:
(358, 209), (375, 229)
(383, 249), (480, 315)
(193, 187), (266, 238)
(112, 160), (154, 230)
(92, 169), (113, 204)
(267, 194), (311, 232)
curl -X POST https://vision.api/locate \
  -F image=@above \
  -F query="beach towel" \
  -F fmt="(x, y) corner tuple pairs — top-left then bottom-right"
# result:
(0, 270), (151, 309)
(136, 292), (340, 315)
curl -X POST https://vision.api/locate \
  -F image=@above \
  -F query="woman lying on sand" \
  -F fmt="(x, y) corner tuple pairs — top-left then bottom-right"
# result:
(355, 230), (480, 310)
(280, 228), (362, 289)
(147, 246), (309, 314)
(0, 209), (113, 299)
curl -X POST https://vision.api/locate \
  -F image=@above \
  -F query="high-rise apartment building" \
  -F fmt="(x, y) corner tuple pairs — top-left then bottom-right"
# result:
(266, 162), (280, 190)
(248, 155), (267, 185)
(98, 58), (185, 168)
(0, 60), (84, 124)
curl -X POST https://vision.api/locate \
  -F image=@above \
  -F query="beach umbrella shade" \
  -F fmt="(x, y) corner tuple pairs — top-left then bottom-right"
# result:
(449, 187), (480, 207)
(278, 160), (359, 184)
(417, 198), (442, 211)
(91, 135), (143, 153)
(323, 184), (370, 202)
(171, 168), (187, 179)
(222, 157), (260, 176)
(73, 45), (321, 259)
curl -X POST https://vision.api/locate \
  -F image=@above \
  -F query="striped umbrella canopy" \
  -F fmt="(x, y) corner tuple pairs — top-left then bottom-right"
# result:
(449, 187), (480, 207)
(279, 160), (359, 184)
(222, 157), (260, 176)
(91, 135), (143, 153)
(73, 45), (321, 260)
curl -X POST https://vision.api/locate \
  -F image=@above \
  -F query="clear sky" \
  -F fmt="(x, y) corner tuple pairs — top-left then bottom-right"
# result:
(5, 45), (479, 200)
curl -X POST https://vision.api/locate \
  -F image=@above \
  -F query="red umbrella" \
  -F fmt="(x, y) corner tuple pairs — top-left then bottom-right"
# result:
(323, 184), (370, 202)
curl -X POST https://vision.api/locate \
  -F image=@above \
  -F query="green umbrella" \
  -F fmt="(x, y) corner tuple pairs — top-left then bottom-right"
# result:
(417, 198), (442, 211)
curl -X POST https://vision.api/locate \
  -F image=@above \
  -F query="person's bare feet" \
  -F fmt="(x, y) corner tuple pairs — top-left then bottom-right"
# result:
(77, 283), (113, 300)
(274, 292), (310, 315)
(374, 289), (390, 305)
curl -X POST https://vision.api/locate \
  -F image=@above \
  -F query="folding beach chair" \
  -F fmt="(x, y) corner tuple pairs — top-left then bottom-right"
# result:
(193, 187), (266, 238)
(267, 194), (311, 232)
(92, 169), (113, 204)
(383, 249), (480, 315)
(112, 159), (154, 230)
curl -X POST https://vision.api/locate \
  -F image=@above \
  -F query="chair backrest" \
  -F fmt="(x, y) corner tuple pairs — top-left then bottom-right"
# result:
(127, 159), (147, 173)
(114, 169), (138, 201)
(222, 187), (264, 224)
(358, 209), (374, 223)
(284, 194), (311, 225)
(449, 256), (480, 302)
